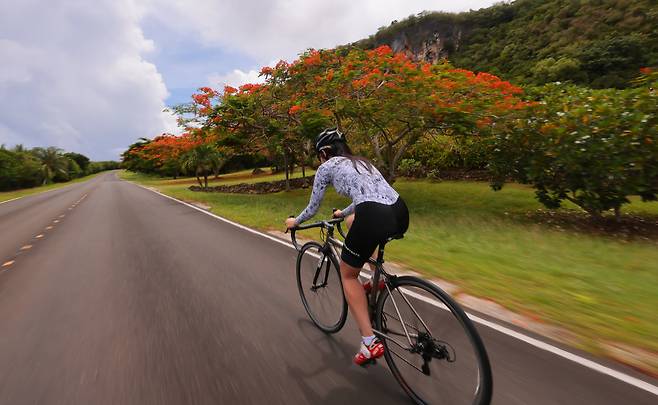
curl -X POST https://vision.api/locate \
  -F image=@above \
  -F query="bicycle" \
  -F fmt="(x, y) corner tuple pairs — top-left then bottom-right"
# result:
(288, 215), (493, 405)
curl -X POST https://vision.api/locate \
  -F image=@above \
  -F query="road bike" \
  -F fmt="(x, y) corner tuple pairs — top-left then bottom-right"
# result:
(288, 216), (493, 404)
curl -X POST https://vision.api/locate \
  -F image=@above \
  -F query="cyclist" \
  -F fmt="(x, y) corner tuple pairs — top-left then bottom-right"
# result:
(285, 128), (409, 366)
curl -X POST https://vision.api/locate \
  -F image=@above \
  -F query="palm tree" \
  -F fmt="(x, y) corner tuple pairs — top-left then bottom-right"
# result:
(31, 147), (68, 184)
(182, 144), (224, 188)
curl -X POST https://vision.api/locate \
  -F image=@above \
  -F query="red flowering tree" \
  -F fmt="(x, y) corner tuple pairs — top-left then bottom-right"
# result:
(267, 46), (532, 181)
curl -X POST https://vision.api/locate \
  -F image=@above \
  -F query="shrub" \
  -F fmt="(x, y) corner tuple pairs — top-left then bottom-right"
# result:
(489, 76), (658, 219)
(407, 135), (490, 173)
(427, 169), (442, 181)
(398, 159), (425, 178)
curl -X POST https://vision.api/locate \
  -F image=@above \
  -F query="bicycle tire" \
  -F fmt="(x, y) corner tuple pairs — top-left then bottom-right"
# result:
(296, 242), (348, 334)
(375, 276), (493, 405)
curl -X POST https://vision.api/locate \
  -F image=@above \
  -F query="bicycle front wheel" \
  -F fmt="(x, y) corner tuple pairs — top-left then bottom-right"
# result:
(375, 276), (492, 405)
(296, 242), (347, 333)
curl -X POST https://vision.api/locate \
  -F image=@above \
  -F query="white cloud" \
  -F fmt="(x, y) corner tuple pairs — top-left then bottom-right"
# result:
(144, 0), (499, 64)
(208, 68), (264, 90)
(0, 0), (178, 160)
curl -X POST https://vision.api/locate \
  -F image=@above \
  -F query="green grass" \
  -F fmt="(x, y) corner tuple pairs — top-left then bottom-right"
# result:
(120, 170), (658, 358)
(0, 173), (102, 203)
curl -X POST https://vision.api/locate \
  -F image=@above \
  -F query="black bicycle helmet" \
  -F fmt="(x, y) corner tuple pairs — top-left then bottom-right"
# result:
(315, 128), (345, 154)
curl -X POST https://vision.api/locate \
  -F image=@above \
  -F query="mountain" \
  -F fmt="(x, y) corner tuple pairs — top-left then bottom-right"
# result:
(354, 0), (657, 88)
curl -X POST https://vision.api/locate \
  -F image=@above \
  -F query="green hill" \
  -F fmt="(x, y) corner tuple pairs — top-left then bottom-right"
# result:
(355, 0), (657, 88)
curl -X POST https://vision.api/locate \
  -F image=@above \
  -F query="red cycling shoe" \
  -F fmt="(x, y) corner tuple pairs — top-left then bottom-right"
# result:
(354, 338), (385, 366)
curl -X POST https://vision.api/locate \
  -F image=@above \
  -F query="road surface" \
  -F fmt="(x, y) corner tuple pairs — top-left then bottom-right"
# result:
(0, 172), (656, 404)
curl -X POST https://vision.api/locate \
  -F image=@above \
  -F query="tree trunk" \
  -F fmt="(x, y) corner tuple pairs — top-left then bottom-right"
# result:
(283, 151), (290, 191)
(614, 206), (621, 223)
(204, 174), (208, 189)
(195, 168), (203, 187)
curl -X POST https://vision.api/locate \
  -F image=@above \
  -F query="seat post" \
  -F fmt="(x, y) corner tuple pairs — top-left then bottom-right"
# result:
(376, 244), (385, 264)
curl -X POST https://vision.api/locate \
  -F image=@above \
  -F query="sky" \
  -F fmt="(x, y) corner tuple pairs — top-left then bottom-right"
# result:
(0, 0), (499, 160)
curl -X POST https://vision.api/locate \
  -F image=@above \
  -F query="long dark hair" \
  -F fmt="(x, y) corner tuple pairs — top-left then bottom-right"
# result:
(321, 141), (374, 174)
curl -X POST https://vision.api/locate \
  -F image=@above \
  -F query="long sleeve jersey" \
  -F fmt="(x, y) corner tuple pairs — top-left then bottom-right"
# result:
(295, 157), (399, 225)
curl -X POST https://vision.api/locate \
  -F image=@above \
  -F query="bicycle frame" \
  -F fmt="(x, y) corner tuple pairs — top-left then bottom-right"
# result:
(290, 219), (422, 352)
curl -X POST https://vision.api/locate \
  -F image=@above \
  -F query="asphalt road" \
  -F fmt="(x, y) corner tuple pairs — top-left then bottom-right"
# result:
(0, 172), (656, 404)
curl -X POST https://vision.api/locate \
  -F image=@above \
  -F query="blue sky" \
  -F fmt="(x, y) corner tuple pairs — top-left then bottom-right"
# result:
(140, 15), (257, 106)
(0, 0), (498, 159)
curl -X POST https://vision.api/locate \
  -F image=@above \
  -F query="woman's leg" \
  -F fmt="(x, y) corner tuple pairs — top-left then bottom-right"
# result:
(339, 260), (373, 337)
(345, 213), (378, 272)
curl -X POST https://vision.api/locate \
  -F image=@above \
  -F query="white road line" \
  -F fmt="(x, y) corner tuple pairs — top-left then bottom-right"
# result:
(0, 180), (94, 206)
(130, 181), (658, 396)
(0, 197), (23, 205)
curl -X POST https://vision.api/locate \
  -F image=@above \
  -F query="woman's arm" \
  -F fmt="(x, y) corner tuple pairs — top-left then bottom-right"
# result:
(340, 203), (355, 217)
(294, 165), (330, 225)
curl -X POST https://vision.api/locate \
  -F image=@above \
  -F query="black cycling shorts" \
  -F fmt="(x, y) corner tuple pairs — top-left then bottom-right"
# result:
(341, 197), (409, 268)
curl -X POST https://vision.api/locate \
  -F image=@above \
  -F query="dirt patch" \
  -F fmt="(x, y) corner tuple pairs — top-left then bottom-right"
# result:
(190, 176), (314, 194)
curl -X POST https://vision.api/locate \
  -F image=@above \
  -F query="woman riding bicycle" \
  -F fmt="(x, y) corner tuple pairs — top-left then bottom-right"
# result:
(285, 128), (409, 366)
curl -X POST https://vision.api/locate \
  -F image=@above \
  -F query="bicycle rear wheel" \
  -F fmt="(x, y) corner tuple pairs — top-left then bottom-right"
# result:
(375, 276), (492, 405)
(296, 242), (347, 333)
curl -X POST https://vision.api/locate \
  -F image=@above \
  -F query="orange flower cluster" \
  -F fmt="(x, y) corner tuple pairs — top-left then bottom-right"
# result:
(303, 50), (322, 66)
(239, 83), (264, 94)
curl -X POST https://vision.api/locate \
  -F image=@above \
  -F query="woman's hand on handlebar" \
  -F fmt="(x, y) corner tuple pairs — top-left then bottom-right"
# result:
(285, 217), (297, 230)
(332, 209), (343, 219)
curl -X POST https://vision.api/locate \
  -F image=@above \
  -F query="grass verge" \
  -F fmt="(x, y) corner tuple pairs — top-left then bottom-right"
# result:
(120, 170), (658, 367)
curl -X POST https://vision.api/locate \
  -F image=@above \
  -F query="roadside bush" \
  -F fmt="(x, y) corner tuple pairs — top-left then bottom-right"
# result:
(0, 148), (41, 190)
(398, 159), (425, 177)
(406, 135), (490, 176)
(489, 76), (658, 219)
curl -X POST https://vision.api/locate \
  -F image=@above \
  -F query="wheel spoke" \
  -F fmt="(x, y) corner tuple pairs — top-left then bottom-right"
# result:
(382, 310), (422, 338)
(388, 347), (424, 374)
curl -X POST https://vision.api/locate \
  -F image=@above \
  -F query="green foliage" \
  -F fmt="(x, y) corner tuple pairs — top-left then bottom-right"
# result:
(182, 143), (226, 188)
(0, 145), (118, 191)
(405, 135), (489, 176)
(64, 152), (91, 173)
(489, 77), (658, 218)
(31, 146), (69, 184)
(358, 0), (657, 88)
(532, 57), (585, 84)
(0, 147), (41, 190)
(88, 161), (120, 173)
(397, 158), (425, 177)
